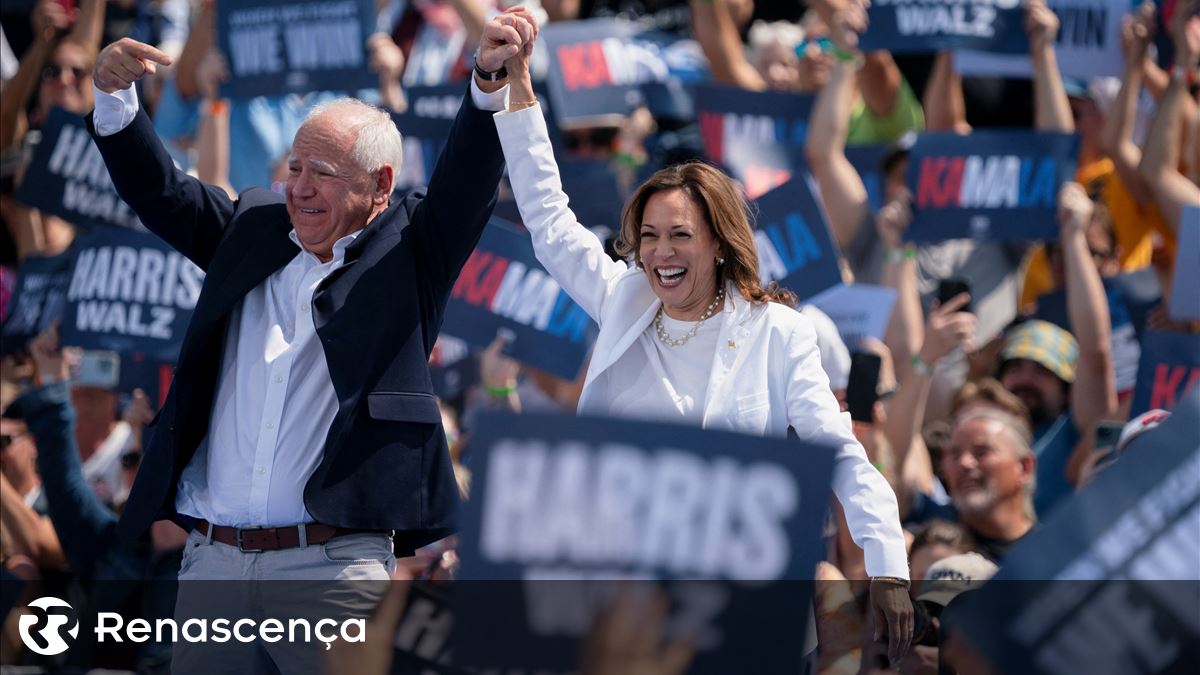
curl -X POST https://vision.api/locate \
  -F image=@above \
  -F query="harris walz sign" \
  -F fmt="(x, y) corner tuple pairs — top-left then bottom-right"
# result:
(15, 108), (141, 231)
(60, 227), (203, 365)
(452, 412), (836, 675)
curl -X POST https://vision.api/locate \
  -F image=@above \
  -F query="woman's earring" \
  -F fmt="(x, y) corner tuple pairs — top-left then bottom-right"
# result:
(716, 257), (725, 265)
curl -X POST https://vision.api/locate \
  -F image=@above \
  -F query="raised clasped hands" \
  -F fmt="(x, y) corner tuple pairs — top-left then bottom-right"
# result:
(477, 5), (539, 78)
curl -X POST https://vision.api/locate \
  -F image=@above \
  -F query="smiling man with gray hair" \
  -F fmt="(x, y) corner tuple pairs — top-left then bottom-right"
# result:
(940, 407), (1038, 565)
(84, 0), (538, 598)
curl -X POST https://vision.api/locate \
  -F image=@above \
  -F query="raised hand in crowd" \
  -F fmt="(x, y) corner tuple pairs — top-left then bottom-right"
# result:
(368, 32), (407, 113)
(93, 37), (174, 93)
(194, 48), (228, 102)
(1057, 182), (1118, 476)
(1026, 0), (1073, 133)
(121, 388), (155, 466)
(32, 0), (75, 40)
(1101, 2), (1162, 206)
(1119, 2), (1157, 67)
(1175, 0), (1200, 70)
(1137, 0), (1200, 229)
(921, 294), (977, 367)
(1024, 0), (1059, 52)
(480, 333), (522, 412)
(1057, 181), (1095, 237)
(827, 0), (868, 55)
(28, 320), (68, 385)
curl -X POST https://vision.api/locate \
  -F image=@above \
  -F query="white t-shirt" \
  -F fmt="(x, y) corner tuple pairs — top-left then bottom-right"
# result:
(607, 310), (722, 424)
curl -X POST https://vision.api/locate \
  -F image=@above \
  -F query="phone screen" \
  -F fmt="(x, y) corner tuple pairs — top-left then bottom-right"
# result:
(846, 352), (882, 423)
(937, 278), (972, 313)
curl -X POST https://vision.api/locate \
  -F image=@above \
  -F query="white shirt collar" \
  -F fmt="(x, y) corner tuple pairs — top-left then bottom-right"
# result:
(288, 229), (363, 267)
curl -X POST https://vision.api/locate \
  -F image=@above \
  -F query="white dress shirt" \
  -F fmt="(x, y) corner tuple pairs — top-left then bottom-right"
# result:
(495, 105), (910, 579)
(92, 79), (509, 528)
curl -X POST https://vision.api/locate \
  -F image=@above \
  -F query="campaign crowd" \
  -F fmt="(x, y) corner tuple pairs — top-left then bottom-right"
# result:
(0, 0), (1197, 673)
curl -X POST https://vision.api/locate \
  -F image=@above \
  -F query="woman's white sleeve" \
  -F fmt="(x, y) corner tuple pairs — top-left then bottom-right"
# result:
(494, 106), (629, 322)
(783, 317), (910, 579)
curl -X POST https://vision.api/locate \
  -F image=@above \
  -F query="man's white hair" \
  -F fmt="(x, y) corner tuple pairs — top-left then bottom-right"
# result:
(301, 98), (404, 175)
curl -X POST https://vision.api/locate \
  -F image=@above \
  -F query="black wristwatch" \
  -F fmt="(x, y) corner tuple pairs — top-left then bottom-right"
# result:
(473, 50), (507, 82)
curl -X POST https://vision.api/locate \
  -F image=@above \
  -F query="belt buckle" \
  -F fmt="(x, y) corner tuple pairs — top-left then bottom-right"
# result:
(237, 527), (264, 553)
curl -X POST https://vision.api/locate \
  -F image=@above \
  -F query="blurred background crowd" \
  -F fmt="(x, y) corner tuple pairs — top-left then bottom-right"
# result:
(0, 0), (1197, 673)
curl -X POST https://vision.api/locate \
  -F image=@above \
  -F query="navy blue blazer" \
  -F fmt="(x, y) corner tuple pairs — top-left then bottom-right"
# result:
(88, 88), (505, 553)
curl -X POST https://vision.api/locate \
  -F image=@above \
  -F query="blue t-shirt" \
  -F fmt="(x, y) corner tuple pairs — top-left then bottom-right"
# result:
(1032, 414), (1082, 518)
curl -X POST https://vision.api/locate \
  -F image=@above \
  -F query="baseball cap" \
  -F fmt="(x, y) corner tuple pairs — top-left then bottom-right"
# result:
(1000, 320), (1079, 384)
(917, 552), (999, 608)
(1116, 409), (1171, 452)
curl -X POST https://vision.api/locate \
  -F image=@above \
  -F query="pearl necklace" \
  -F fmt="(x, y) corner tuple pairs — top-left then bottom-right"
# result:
(654, 288), (725, 347)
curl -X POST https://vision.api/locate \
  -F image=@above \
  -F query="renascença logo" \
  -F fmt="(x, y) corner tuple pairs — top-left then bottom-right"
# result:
(19, 597), (79, 656)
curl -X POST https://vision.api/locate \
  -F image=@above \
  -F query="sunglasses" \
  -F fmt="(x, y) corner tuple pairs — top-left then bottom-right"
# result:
(795, 36), (834, 57)
(43, 64), (88, 81)
(120, 449), (142, 470)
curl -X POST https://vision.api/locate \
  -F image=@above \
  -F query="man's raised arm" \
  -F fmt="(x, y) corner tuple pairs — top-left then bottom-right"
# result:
(411, 7), (538, 301)
(89, 38), (236, 269)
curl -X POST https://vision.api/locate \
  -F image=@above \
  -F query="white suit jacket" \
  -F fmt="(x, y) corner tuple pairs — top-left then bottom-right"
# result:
(495, 106), (908, 579)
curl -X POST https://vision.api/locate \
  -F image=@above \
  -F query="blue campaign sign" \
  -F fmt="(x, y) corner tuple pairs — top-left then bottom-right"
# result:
(943, 388), (1200, 675)
(1168, 206), (1199, 322)
(694, 84), (813, 198)
(0, 252), (74, 357)
(543, 19), (708, 128)
(753, 176), (844, 302)
(390, 85), (458, 191)
(453, 411), (836, 674)
(59, 228), (205, 365)
(443, 219), (598, 380)
(216, 0), (376, 99)
(14, 108), (142, 231)
(905, 131), (1078, 242)
(861, 0), (1030, 54)
(1129, 329), (1200, 417)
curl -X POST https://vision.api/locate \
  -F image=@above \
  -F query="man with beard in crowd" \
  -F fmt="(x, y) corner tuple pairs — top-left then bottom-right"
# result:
(939, 408), (1037, 564)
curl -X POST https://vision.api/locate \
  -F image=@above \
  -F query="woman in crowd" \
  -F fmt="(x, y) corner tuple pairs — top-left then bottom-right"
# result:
(488, 27), (913, 662)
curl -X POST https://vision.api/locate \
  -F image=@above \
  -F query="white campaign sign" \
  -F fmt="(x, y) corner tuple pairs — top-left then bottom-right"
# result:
(955, 0), (1126, 78)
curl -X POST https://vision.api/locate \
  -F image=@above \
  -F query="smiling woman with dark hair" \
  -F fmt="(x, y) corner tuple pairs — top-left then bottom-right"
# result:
(491, 35), (915, 661)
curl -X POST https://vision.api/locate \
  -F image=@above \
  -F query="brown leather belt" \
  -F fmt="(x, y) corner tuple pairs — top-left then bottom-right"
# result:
(194, 521), (385, 553)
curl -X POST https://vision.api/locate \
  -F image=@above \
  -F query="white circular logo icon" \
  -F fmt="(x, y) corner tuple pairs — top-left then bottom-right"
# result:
(18, 597), (79, 656)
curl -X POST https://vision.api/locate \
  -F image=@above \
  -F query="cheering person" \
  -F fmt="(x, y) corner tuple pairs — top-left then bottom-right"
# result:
(491, 36), (913, 663)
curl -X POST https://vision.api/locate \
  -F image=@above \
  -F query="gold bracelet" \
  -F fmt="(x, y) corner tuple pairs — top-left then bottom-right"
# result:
(508, 99), (538, 111)
(870, 576), (911, 589)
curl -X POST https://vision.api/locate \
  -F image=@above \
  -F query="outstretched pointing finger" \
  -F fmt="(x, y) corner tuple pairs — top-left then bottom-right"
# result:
(126, 40), (174, 68)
